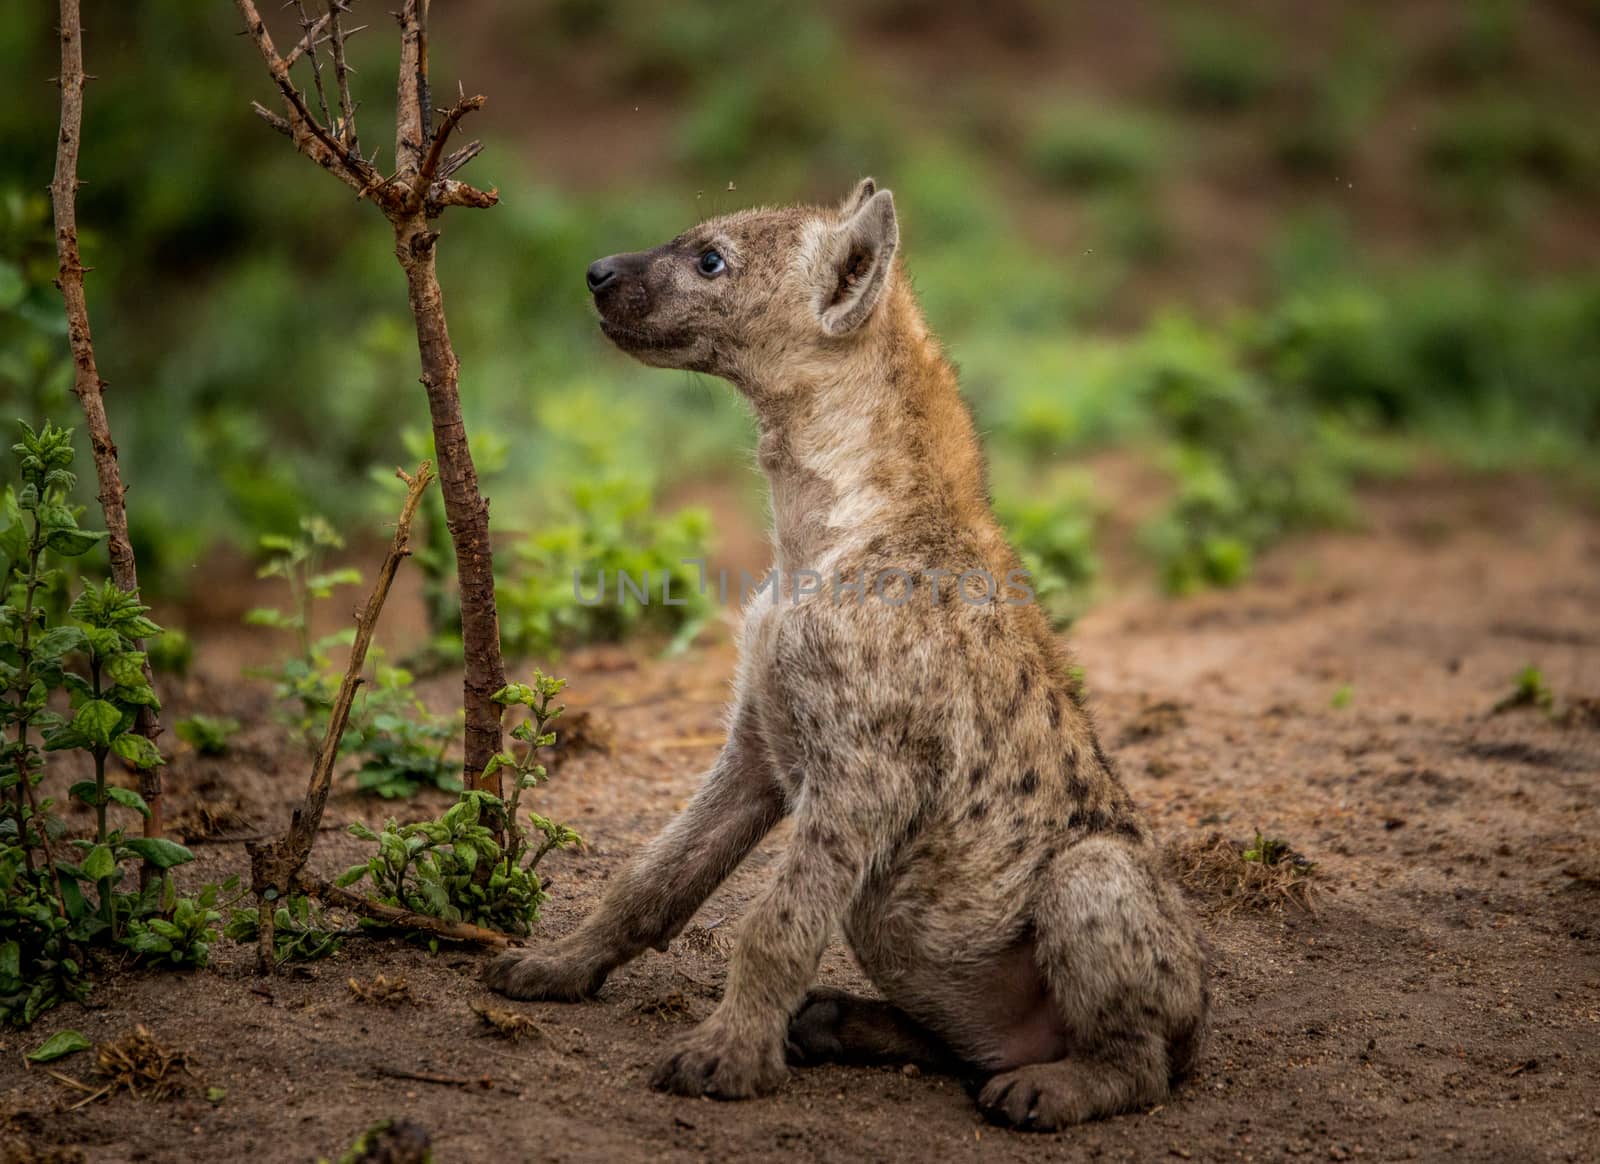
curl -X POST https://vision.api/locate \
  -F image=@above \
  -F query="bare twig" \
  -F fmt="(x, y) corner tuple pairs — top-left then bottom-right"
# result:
(290, 0), (332, 130)
(410, 92), (485, 207)
(51, 0), (166, 861)
(371, 1064), (494, 1088)
(282, 10), (331, 67)
(234, 0), (378, 196)
(326, 0), (359, 154)
(247, 462), (434, 971)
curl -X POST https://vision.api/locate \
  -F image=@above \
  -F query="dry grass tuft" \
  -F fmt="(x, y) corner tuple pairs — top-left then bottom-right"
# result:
(1556, 696), (1600, 731)
(634, 992), (696, 1022)
(1169, 830), (1318, 914)
(90, 1026), (192, 1102)
(469, 1001), (542, 1041)
(677, 923), (728, 956)
(347, 975), (415, 1007)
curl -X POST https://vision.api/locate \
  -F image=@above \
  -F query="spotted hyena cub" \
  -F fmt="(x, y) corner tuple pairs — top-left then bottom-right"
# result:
(485, 180), (1208, 1129)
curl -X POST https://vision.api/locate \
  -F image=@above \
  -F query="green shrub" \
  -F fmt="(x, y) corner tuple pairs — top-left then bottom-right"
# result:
(1025, 105), (1168, 191)
(336, 674), (580, 940)
(173, 714), (241, 757)
(497, 477), (713, 658)
(1168, 10), (1278, 111)
(246, 516), (463, 797)
(996, 483), (1101, 627)
(1422, 101), (1598, 196)
(1, 422), (214, 1025)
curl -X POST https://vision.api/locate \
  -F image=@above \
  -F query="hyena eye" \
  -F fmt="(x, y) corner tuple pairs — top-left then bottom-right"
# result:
(697, 249), (726, 277)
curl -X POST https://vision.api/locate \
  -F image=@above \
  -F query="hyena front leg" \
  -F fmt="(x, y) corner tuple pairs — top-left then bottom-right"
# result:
(650, 776), (909, 1100)
(484, 707), (785, 1001)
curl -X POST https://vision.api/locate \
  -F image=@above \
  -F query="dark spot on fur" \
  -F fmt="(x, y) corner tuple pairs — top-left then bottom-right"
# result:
(1006, 669), (1033, 719)
(967, 800), (990, 822)
(968, 765), (986, 790)
(1046, 693), (1061, 729)
(1115, 817), (1145, 842)
(1018, 769), (1039, 795)
(1092, 739), (1116, 777)
(1008, 835), (1028, 857)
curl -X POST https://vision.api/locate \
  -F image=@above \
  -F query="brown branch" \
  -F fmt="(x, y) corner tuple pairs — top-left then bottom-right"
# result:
(436, 139), (482, 181)
(409, 92), (485, 209)
(237, 0), (506, 798)
(247, 462), (433, 971)
(290, 0), (332, 130)
(393, 0), (426, 175)
(282, 10), (331, 67)
(51, 0), (166, 859)
(301, 875), (516, 948)
(427, 178), (498, 214)
(234, 0), (378, 198)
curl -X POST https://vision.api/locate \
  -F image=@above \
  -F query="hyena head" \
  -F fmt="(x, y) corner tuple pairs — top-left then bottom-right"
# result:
(585, 179), (899, 389)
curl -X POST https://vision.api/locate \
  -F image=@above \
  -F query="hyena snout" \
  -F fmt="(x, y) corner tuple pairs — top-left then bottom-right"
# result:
(585, 251), (648, 305)
(585, 250), (668, 352)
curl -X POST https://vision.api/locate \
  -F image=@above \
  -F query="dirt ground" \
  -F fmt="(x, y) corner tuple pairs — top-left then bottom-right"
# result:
(2, 473), (1598, 1163)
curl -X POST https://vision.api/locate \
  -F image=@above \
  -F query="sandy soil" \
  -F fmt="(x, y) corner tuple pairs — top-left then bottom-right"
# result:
(2, 475), (1598, 1163)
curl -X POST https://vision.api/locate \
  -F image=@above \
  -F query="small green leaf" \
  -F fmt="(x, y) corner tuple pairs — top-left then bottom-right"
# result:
(33, 625), (88, 661)
(27, 1029), (92, 1063)
(105, 785), (153, 816)
(45, 528), (107, 558)
(111, 733), (165, 770)
(83, 844), (116, 881)
(122, 837), (195, 869)
(73, 700), (122, 748)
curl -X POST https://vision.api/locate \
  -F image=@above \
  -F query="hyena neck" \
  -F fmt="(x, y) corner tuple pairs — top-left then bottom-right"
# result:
(749, 284), (1001, 577)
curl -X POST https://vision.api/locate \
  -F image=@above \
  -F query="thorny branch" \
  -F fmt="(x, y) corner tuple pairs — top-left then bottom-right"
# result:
(232, 0), (506, 800)
(50, 0), (166, 858)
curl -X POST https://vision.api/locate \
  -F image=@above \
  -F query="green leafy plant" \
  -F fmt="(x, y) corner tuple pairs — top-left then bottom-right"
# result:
(224, 892), (346, 963)
(497, 477), (713, 657)
(174, 714), (241, 757)
(1168, 9), (1278, 111)
(335, 672), (581, 939)
(1, 422), (211, 1026)
(1493, 664), (1553, 715)
(343, 663), (459, 799)
(248, 516), (462, 797)
(1024, 104), (1167, 192)
(996, 487), (1101, 628)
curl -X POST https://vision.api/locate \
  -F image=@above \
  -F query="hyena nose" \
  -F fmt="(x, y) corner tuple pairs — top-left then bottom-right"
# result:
(586, 259), (619, 294)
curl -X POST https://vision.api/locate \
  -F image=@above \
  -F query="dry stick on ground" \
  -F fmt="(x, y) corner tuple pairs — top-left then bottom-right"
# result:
(234, 0), (506, 794)
(247, 462), (433, 972)
(49, 0), (166, 856)
(302, 874), (515, 949)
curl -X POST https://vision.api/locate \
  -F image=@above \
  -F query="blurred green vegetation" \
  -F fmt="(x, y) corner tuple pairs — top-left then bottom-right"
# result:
(2, 0), (1597, 645)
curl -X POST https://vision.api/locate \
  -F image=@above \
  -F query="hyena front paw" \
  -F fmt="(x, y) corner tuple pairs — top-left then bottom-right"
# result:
(651, 1018), (787, 1099)
(481, 945), (606, 1001)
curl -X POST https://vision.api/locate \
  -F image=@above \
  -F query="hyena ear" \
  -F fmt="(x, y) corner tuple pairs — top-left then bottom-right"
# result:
(840, 177), (878, 215)
(814, 184), (898, 337)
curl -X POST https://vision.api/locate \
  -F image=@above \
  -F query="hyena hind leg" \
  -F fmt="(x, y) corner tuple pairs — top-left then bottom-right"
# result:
(786, 987), (960, 1072)
(980, 836), (1208, 1131)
